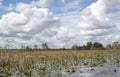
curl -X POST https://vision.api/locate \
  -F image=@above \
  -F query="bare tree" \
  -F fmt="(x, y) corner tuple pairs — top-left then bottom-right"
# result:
(42, 43), (48, 49)
(4, 39), (10, 49)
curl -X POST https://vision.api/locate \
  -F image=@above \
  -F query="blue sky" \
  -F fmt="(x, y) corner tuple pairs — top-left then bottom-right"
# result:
(0, 0), (120, 48)
(0, 0), (97, 15)
(0, 0), (31, 16)
(2, 0), (31, 6)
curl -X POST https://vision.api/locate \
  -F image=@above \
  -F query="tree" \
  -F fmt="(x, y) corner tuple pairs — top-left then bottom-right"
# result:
(72, 45), (78, 50)
(71, 44), (81, 50)
(86, 42), (92, 50)
(34, 45), (38, 49)
(25, 45), (32, 51)
(21, 45), (25, 49)
(106, 44), (112, 50)
(91, 42), (104, 50)
(4, 39), (10, 49)
(81, 45), (87, 50)
(91, 44), (96, 50)
(71, 42), (104, 50)
(42, 43), (48, 49)
(112, 41), (120, 49)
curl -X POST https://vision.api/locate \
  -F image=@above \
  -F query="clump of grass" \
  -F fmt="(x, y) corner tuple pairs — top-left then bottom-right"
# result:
(1, 66), (12, 76)
(65, 67), (76, 74)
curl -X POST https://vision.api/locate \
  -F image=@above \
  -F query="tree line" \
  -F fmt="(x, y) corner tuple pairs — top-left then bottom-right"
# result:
(72, 41), (120, 50)
(21, 41), (120, 50)
(72, 42), (104, 50)
(0, 39), (120, 50)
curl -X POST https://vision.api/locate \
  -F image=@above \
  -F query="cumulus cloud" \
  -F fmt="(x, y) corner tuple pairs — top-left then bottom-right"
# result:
(77, 1), (115, 36)
(0, 2), (60, 48)
(0, 0), (120, 48)
(56, 0), (119, 46)
(3, 12), (29, 26)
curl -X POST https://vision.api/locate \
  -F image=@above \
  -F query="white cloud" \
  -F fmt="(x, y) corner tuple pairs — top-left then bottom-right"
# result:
(0, 2), (60, 48)
(35, 0), (53, 7)
(61, 0), (82, 12)
(3, 12), (29, 26)
(61, 0), (65, 3)
(62, 1), (112, 31)
(104, 0), (120, 8)
(56, 0), (119, 47)
(0, 0), (120, 48)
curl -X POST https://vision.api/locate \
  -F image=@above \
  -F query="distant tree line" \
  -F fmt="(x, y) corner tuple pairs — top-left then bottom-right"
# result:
(71, 41), (120, 50)
(22, 41), (120, 50)
(20, 42), (49, 50)
(71, 42), (104, 50)
(1, 39), (120, 50)
(106, 41), (120, 50)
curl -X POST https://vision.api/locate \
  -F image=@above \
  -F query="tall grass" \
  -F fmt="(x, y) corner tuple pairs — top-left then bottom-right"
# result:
(0, 50), (120, 76)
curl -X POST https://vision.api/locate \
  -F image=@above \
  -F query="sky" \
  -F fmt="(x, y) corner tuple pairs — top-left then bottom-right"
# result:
(0, 0), (120, 48)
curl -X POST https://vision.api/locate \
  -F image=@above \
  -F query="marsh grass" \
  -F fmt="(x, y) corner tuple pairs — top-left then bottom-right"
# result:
(0, 50), (120, 76)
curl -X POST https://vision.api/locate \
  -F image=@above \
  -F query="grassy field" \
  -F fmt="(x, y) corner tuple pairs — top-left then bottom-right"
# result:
(0, 50), (120, 77)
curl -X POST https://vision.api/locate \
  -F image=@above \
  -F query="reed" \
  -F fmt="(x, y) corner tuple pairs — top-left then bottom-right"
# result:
(0, 50), (120, 76)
